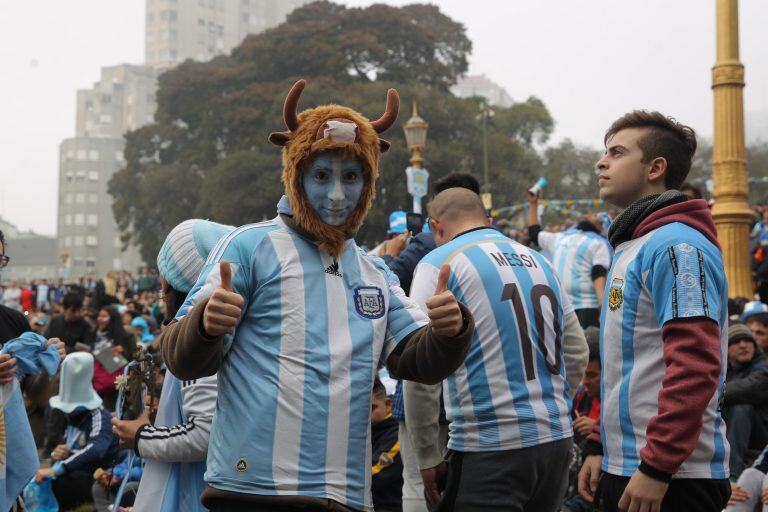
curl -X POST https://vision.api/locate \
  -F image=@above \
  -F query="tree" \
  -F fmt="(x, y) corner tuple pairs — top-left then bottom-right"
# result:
(110, 1), (553, 261)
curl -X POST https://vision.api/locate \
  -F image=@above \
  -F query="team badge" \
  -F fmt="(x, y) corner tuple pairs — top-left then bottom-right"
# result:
(354, 286), (385, 319)
(236, 458), (248, 472)
(608, 278), (624, 312)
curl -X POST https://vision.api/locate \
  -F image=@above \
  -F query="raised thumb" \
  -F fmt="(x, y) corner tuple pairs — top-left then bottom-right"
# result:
(435, 264), (451, 294)
(219, 261), (233, 291)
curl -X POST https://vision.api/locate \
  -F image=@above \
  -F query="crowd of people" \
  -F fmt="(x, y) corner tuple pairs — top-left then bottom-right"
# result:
(1, 80), (767, 512)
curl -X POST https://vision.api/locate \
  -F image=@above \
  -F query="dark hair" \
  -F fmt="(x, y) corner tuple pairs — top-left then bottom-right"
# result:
(747, 312), (768, 327)
(680, 182), (703, 199)
(372, 377), (387, 399)
(164, 284), (189, 320)
(100, 306), (137, 357)
(584, 326), (601, 363)
(729, 297), (749, 318)
(0, 229), (5, 249)
(62, 292), (84, 310)
(604, 110), (697, 190)
(434, 173), (481, 195)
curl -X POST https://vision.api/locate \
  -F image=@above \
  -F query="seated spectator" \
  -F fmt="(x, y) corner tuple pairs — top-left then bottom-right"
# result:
(371, 377), (403, 512)
(722, 322), (768, 479)
(562, 327), (601, 512)
(747, 312), (768, 351)
(34, 352), (122, 510)
(92, 306), (136, 410)
(91, 451), (143, 512)
(43, 292), (95, 353)
(730, 297), (750, 321)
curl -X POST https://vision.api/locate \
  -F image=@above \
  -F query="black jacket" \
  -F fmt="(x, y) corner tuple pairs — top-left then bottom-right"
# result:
(724, 350), (768, 407)
(371, 415), (403, 512)
(381, 232), (436, 295)
(43, 314), (95, 352)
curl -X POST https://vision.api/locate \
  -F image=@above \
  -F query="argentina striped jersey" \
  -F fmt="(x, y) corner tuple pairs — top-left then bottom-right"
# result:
(600, 223), (729, 479)
(538, 229), (612, 310)
(175, 216), (428, 512)
(410, 227), (574, 451)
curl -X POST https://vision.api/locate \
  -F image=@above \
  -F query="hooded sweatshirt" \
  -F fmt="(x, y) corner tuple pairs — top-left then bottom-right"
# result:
(587, 198), (729, 482)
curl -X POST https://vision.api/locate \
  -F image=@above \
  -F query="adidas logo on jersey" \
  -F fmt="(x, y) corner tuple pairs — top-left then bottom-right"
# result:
(325, 261), (342, 278)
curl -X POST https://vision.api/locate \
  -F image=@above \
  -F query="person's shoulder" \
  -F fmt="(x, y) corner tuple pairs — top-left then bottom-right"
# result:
(212, 220), (283, 257)
(0, 303), (26, 322)
(643, 223), (721, 261)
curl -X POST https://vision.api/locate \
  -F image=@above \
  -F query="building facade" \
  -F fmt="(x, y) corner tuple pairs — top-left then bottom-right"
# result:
(451, 74), (514, 108)
(145, 0), (309, 69)
(57, 65), (158, 280)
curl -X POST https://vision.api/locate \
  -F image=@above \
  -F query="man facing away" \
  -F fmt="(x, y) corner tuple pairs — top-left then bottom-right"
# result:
(406, 188), (588, 511)
(578, 111), (731, 511)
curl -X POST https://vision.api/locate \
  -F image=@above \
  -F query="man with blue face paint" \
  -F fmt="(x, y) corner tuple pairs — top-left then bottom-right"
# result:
(158, 80), (475, 512)
(303, 153), (365, 226)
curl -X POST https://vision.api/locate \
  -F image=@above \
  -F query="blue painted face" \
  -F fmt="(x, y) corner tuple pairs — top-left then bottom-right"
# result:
(302, 154), (364, 226)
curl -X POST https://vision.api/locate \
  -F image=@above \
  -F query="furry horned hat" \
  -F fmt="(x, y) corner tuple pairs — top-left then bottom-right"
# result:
(269, 79), (399, 257)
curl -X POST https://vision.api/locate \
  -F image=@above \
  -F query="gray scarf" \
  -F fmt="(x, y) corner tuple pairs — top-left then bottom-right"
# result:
(608, 190), (686, 248)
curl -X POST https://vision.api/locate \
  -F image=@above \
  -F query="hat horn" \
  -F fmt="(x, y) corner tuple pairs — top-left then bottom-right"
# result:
(370, 89), (400, 134)
(283, 79), (305, 132)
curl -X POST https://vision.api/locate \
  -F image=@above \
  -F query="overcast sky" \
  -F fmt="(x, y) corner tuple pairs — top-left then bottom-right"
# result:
(1, 1), (766, 236)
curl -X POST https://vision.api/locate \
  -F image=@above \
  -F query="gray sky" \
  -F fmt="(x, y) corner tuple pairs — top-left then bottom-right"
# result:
(1, 1), (767, 236)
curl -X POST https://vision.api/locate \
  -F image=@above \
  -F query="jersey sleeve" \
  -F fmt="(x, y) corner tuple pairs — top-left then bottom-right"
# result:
(647, 241), (722, 327)
(381, 265), (429, 364)
(589, 238), (612, 270)
(537, 231), (562, 254)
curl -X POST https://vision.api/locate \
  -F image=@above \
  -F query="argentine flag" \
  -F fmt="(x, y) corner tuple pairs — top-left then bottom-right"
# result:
(0, 380), (40, 510)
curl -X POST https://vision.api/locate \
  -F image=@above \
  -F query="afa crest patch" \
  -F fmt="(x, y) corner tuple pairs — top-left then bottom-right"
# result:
(608, 277), (624, 312)
(354, 286), (385, 319)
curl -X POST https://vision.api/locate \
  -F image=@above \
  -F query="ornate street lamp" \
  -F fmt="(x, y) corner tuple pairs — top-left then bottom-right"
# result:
(403, 102), (429, 214)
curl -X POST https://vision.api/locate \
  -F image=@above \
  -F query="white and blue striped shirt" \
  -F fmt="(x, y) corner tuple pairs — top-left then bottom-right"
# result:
(538, 229), (612, 310)
(176, 216), (428, 512)
(410, 227), (574, 451)
(600, 223), (729, 479)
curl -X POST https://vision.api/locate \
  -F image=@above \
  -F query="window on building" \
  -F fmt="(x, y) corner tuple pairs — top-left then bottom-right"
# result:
(65, 172), (74, 183)
(75, 193), (85, 204)
(86, 236), (98, 247)
(115, 151), (124, 162)
(75, 170), (86, 180)
(74, 236), (84, 247)
(88, 171), (99, 181)
(65, 193), (73, 204)
(87, 214), (98, 227)
(64, 215), (72, 226)
(73, 257), (83, 268)
(86, 257), (96, 269)
(74, 214), (84, 226)
(89, 150), (100, 161)
(64, 236), (72, 247)
(88, 193), (98, 204)
(99, 114), (112, 124)
(76, 149), (87, 160)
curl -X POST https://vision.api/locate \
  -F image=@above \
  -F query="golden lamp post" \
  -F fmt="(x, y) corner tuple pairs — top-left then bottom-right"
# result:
(711, 0), (754, 298)
(403, 102), (430, 214)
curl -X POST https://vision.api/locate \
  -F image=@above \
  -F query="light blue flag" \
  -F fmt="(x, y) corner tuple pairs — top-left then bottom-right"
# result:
(0, 381), (41, 510)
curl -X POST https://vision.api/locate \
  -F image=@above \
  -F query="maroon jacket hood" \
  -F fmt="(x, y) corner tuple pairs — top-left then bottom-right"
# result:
(632, 198), (720, 250)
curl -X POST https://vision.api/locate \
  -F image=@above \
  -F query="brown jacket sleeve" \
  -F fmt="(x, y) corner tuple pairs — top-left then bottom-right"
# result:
(386, 303), (473, 385)
(160, 298), (224, 380)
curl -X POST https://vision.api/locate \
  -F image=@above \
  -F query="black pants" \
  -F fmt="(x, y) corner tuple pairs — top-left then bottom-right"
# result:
(574, 308), (600, 329)
(437, 438), (572, 512)
(596, 473), (730, 512)
(51, 472), (95, 510)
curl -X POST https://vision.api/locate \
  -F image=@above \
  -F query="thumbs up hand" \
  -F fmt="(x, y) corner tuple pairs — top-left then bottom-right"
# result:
(202, 261), (245, 338)
(425, 264), (464, 337)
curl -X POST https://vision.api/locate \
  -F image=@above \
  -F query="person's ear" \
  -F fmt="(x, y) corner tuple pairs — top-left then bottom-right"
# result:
(647, 156), (668, 184)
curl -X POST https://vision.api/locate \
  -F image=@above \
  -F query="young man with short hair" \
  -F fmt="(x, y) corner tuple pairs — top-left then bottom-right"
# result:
(745, 312), (768, 350)
(578, 111), (731, 511)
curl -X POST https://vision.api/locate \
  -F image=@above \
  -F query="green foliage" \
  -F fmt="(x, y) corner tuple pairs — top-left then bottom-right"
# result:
(109, 1), (556, 260)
